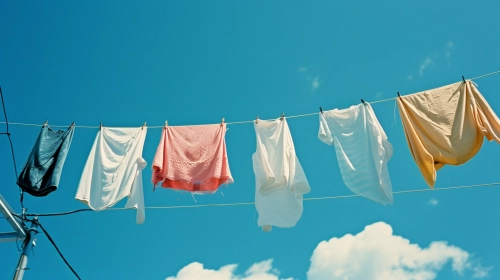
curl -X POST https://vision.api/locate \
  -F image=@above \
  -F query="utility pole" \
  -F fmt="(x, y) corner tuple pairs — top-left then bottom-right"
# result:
(0, 194), (26, 242)
(0, 194), (37, 280)
(13, 217), (38, 280)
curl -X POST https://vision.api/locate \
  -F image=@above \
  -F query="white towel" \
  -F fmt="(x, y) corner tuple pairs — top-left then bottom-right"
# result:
(319, 103), (394, 205)
(253, 118), (310, 231)
(76, 127), (147, 224)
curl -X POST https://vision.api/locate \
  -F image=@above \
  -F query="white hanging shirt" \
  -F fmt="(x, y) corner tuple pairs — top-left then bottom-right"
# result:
(76, 127), (147, 224)
(253, 118), (310, 231)
(318, 103), (394, 205)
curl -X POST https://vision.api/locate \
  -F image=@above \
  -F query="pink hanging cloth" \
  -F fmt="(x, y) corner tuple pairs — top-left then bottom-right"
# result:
(152, 123), (234, 193)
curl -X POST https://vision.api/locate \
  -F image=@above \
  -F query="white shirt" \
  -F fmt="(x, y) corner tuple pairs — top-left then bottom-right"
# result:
(319, 103), (394, 205)
(76, 127), (147, 224)
(253, 118), (310, 231)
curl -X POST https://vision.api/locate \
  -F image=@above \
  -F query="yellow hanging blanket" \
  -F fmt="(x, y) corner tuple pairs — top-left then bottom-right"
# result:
(397, 80), (500, 187)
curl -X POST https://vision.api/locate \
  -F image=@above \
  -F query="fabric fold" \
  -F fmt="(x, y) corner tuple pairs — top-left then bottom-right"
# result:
(397, 80), (500, 187)
(253, 118), (310, 231)
(76, 126), (147, 224)
(319, 103), (394, 205)
(152, 123), (233, 193)
(17, 123), (75, 197)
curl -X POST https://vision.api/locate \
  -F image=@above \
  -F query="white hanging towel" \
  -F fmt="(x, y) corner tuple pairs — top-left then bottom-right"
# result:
(319, 103), (394, 205)
(253, 118), (310, 231)
(76, 127), (147, 224)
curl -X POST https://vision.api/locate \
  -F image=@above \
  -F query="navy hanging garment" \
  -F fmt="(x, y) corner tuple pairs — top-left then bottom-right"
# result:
(17, 123), (75, 197)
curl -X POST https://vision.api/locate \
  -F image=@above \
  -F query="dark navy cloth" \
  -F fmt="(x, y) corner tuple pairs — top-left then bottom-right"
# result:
(17, 124), (75, 196)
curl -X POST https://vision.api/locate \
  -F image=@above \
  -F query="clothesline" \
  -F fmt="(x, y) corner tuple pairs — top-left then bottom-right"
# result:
(22, 182), (500, 216)
(2, 70), (499, 129)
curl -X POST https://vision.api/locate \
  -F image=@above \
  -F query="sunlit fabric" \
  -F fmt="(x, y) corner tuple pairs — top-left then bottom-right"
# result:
(319, 103), (394, 205)
(253, 118), (310, 231)
(76, 127), (147, 224)
(152, 123), (233, 193)
(397, 80), (500, 187)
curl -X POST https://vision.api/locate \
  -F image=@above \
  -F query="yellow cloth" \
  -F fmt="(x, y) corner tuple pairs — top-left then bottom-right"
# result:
(397, 80), (500, 187)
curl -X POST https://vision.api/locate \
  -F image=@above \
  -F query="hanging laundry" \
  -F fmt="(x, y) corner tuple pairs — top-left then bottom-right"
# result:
(76, 126), (147, 224)
(152, 123), (233, 193)
(17, 123), (75, 197)
(318, 103), (394, 205)
(397, 80), (500, 187)
(253, 118), (310, 231)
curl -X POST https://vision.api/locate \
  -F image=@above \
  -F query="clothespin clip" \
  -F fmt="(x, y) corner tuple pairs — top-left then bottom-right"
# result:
(100, 122), (102, 130)
(280, 112), (284, 121)
(462, 76), (466, 83)
(361, 99), (365, 104)
(69, 122), (75, 127)
(43, 120), (48, 127)
(221, 118), (225, 125)
(397, 92), (401, 97)
(142, 122), (146, 130)
(319, 107), (324, 115)
(255, 115), (259, 124)
(165, 120), (168, 126)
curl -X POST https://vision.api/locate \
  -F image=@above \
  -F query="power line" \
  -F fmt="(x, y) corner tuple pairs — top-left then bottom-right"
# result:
(1, 70), (499, 129)
(20, 181), (500, 216)
(36, 220), (82, 280)
(24, 209), (93, 217)
(0, 86), (24, 208)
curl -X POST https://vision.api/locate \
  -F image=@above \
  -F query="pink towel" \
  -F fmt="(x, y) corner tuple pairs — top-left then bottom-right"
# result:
(152, 123), (233, 193)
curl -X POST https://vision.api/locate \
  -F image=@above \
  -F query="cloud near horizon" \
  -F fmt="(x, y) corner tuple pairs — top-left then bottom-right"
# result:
(165, 259), (293, 280)
(307, 222), (490, 280)
(165, 222), (491, 280)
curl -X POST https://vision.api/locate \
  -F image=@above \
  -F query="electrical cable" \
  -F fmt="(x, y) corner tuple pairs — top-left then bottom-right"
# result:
(0, 70), (499, 129)
(36, 220), (82, 280)
(19, 181), (500, 216)
(0, 86), (24, 208)
(24, 208), (93, 217)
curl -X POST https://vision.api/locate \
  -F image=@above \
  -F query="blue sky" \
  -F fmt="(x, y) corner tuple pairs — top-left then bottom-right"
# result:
(1, 1), (500, 279)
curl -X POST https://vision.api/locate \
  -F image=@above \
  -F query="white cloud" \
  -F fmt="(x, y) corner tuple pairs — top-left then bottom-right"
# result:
(419, 57), (434, 76)
(311, 76), (320, 92)
(165, 259), (292, 280)
(446, 41), (454, 59)
(298, 68), (320, 92)
(307, 222), (490, 280)
(166, 222), (491, 280)
(473, 264), (493, 278)
(428, 198), (438, 206)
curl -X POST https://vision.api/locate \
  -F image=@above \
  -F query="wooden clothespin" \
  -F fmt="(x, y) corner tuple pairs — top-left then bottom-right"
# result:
(165, 120), (168, 126)
(280, 112), (284, 121)
(221, 118), (225, 125)
(100, 122), (102, 130)
(43, 120), (48, 127)
(319, 107), (324, 115)
(69, 122), (75, 127)
(142, 122), (146, 130)
(255, 115), (259, 124)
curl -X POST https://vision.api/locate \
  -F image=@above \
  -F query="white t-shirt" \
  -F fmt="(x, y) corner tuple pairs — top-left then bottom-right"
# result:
(319, 103), (394, 205)
(76, 127), (147, 224)
(253, 118), (310, 231)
